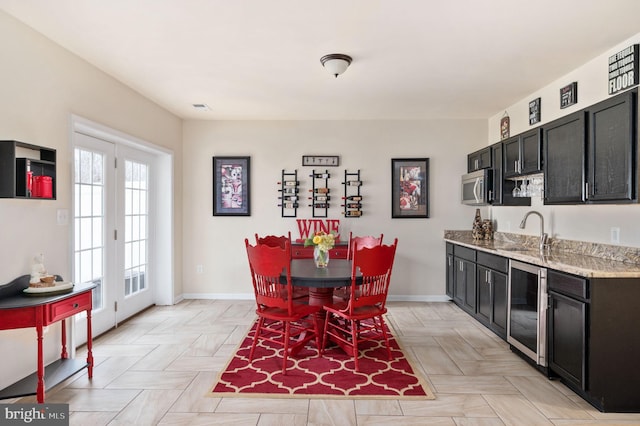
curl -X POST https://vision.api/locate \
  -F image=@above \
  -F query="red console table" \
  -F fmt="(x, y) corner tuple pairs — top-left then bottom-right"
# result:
(0, 281), (95, 403)
(291, 242), (348, 259)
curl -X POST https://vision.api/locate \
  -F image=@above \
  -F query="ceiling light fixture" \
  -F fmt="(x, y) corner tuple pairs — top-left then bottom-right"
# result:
(320, 54), (352, 78)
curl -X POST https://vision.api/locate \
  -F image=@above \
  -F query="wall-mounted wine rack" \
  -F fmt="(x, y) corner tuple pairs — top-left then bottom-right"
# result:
(309, 169), (330, 218)
(342, 169), (362, 217)
(278, 169), (299, 218)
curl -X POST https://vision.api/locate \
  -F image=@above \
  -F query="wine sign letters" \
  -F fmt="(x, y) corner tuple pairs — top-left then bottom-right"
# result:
(296, 218), (340, 241)
(609, 44), (639, 95)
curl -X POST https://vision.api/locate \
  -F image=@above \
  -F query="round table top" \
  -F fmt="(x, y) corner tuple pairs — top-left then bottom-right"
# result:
(289, 259), (359, 288)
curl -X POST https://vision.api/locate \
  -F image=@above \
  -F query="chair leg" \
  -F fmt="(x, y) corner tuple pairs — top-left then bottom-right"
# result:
(378, 316), (392, 360)
(249, 317), (264, 362)
(282, 321), (290, 375)
(313, 315), (322, 356)
(321, 312), (332, 355)
(351, 319), (360, 372)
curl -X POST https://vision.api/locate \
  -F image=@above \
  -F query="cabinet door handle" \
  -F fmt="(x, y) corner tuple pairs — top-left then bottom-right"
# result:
(514, 160), (518, 172)
(73, 303), (79, 308)
(459, 261), (463, 272)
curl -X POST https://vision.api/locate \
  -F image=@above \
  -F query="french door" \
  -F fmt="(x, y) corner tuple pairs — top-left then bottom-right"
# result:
(73, 132), (155, 339)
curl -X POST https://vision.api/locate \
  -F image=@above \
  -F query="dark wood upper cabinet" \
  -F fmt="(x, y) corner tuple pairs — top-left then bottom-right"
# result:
(544, 111), (587, 204)
(503, 128), (542, 178)
(467, 146), (492, 172)
(491, 141), (530, 206)
(587, 89), (637, 202)
(520, 128), (543, 175)
(543, 89), (637, 205)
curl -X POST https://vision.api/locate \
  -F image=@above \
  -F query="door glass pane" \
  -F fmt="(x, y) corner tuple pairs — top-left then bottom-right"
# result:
(123, 160), (149, 298)
(74, 148), (105, 310)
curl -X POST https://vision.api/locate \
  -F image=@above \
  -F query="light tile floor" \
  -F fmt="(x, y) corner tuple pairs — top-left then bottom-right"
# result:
(8, 300), (640, 425)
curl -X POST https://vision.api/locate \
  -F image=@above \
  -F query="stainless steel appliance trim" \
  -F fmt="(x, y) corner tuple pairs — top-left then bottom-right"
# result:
(507, 260), (548, 367)
(461, 169), (490, 205)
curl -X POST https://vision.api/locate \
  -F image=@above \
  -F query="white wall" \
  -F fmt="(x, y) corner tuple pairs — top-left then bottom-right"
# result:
(487, 32), (640, 247)
(182, 120), (487, 299)
(0, 12), (183, 389)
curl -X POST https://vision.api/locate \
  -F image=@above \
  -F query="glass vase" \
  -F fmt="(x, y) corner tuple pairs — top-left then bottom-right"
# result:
(313, 247), (329, 268)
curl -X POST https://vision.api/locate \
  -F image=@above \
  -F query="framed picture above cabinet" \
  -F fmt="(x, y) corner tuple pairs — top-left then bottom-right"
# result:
(529, 97), (541, 125)
(560, 82), (578, 109)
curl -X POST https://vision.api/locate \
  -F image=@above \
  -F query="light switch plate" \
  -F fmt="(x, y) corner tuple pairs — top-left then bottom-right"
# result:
(56, 209), (69, 225)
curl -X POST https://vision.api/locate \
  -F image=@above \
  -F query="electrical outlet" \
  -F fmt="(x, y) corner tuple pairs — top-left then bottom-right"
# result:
(611, 227), (620, 244)
(196, 264), (204, 274)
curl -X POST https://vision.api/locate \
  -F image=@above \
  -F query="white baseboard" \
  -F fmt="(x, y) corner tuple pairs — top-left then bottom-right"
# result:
(180, 293), (451, 302)
(181, 293), (255, 300)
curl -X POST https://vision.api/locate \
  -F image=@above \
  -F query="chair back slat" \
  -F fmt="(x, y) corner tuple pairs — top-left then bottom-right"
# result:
(349, 239), (397, 313)
(245, 239), (293, 313)
(255, 232), (291, 250)
(347, 232), (384, 260)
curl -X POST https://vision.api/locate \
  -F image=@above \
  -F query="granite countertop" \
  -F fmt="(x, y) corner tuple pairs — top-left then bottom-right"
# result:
(444, 230), (640, 278)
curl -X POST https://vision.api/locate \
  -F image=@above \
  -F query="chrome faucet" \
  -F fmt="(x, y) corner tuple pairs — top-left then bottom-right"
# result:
(519, 211), (548, 253)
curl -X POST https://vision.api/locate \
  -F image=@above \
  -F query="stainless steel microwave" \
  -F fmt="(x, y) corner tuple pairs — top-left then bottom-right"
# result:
(461, 169), (492, 205)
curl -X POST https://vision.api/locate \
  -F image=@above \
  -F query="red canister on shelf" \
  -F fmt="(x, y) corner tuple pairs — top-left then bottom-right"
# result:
(32, 176), (53, 198)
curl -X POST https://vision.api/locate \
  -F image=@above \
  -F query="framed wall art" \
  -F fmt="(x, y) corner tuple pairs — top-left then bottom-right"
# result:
(560, 82), (578, 109)
(391, 158), (429, 218)
(213, 156), (250, 216)
(529, 97), (541, 125)
(302, 155), (340, 167)
(500, 112), (510, 140)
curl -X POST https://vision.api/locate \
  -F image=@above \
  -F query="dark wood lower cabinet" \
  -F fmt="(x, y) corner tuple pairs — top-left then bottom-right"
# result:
(445, 243), (454, 298)
(547, 269), (640, 412)
(448, 245), (506, 335)
(548, 290), (587, 390)
(476, 252), (508, 339)
(446, 243), (640, 412)
(454, 257), (475, 312)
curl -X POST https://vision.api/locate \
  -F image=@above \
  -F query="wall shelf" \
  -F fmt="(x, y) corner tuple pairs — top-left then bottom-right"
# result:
(0, 140), (57, 199)
(342, 169), (362, 217)
(309, 169), (330, 218)
(278, 169), (299, 218)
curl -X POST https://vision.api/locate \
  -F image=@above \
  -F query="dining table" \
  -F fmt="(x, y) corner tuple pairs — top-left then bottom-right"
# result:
(288, 259), (361, 343)
(289, 258), (358, 305)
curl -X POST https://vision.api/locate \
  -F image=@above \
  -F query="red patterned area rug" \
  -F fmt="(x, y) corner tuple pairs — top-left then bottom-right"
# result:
(209, 319), (435, 400)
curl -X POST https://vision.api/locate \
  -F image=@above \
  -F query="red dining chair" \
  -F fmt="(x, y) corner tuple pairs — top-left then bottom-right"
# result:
(245, 239), (321, 374)
(255, 232), (291, 252)
(334, 232), (384, 301)
(322, 238), (398, 372)
(255, 232), (308, 300)
(346, 231), (384, 260)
